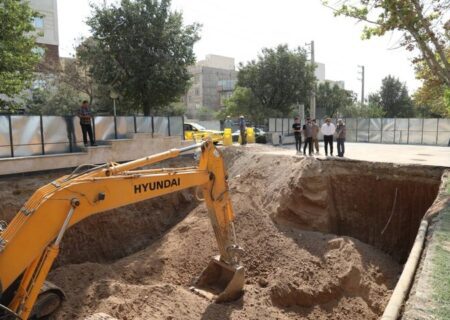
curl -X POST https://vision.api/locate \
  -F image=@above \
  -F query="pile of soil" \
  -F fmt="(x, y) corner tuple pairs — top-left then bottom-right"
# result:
(47, 145), (404, 319)
(1, 145), (424, 319)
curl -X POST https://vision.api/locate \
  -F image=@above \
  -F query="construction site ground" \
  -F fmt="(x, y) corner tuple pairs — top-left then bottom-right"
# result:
(274, 141), (450, 167)
(0, 143), (449, 319)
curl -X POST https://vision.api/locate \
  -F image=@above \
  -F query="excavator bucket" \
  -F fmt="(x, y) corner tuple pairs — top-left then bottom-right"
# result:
(193, 256), (244, 303)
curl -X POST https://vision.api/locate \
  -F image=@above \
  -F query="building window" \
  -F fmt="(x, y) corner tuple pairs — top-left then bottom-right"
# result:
(33, 17), (44, 29)
(195, 88), (200, 96)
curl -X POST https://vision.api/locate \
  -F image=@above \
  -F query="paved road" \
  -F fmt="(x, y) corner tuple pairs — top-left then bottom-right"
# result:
(245, 142), (450, 167)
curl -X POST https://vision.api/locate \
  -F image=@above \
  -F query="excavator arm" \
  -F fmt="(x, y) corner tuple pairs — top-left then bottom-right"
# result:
(0, 140), (244, 319)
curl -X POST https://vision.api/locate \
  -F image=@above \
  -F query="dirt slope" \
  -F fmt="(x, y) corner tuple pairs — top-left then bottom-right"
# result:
(44, 145), (404, 320)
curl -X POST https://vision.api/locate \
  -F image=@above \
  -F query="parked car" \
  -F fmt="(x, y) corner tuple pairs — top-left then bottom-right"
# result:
(231, 127), (267, 143)
(184, 122), (223, 144)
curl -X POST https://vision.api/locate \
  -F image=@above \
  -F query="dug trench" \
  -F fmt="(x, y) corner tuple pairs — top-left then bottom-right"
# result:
(0, 145), (444, 319)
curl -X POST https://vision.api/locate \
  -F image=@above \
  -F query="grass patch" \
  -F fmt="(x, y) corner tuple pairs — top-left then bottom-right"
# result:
(430, 207), (450, 319)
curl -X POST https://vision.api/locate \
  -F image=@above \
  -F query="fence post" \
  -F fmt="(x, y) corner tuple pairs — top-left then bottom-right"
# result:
(114, 115), (118, 139)
(281, 118), (284, 135)
(182, 116), (185, 140)
(421, 118), (424, 144)
(134, 115), (137, 133)
(151, 116), (154, 137)
(407, 118), (410, 144)
(8, 115), (14, 157)
(92, 116), (96, 143)
(167, 116), (171, 136)
(40, 115), (45, 155)
(436, 118), (439, 145)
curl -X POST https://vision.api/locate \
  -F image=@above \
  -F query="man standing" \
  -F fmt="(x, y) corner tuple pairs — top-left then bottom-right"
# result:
(224, 115), (233, 130)
(321, 118), (336, 156)
(78, 100), (96, 147)
(292, 117), (302, 154)
(336, 119), (346, 157)
(303, 117), (313, 156)
(239, 115), (247, 145)
(312, 119), (320, 154)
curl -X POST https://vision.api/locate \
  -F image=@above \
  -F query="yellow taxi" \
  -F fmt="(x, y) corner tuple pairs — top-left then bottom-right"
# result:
(184, 122), (223, 144)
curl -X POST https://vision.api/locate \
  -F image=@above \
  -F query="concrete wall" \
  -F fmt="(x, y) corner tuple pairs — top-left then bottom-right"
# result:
(0, 134), (191, 176)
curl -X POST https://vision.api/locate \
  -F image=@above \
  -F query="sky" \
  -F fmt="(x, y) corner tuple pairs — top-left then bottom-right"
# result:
(57, 0), (422, 99)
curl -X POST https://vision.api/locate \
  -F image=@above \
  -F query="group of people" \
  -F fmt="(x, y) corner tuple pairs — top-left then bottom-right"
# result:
(292, 117), (346, 157)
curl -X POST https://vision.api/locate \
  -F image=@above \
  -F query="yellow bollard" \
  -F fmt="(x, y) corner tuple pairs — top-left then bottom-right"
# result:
(223, 128), (232, 146)
(246, 127), (255, 143)
(185, 131), (194, 140)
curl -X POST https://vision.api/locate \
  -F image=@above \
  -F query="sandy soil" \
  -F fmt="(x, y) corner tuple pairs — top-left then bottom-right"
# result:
(36, 145), (404, 320)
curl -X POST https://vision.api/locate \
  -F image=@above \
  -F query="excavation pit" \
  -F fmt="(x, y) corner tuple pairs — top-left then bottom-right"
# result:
(0, 145), (445, 319)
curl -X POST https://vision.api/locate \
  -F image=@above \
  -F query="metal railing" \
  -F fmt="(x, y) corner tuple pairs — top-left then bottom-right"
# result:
(268, 117), (450, 146)
(0, 115), (184, 158)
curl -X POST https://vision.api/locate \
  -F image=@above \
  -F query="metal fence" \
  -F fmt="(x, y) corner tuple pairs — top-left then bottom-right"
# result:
(268, 118), (450, 146)
(0, 115), (184, 158)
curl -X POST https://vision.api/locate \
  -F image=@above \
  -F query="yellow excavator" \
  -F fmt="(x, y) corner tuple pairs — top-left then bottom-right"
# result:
(0, 140), (244, 319)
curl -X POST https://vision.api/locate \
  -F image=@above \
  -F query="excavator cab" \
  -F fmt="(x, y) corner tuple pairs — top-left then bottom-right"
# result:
(0, 140), (244, 319)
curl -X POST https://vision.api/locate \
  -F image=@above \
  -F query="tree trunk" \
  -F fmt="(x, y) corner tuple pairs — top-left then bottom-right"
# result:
(143, 100), (151, 116)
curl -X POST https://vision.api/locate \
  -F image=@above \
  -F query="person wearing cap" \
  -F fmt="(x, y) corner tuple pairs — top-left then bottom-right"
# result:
(292, 116), (302, 154)
(312, 119), (320, 154)
(239, 115), (247, 145)
(336, 119), (346, 157)
(321, 118), (336, 156)
(302, 117), (313, 156)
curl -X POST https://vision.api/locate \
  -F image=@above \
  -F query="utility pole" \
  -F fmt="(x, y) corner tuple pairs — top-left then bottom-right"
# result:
(306, 41), (316, 119)
(358, 65), (365, 105)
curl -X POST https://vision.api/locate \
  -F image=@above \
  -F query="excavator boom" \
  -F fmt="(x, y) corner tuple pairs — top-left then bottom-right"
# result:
(0, 140), (244, 319)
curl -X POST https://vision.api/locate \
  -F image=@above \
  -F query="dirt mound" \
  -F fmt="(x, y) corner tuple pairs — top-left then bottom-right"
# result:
(2, 145), (441, 319)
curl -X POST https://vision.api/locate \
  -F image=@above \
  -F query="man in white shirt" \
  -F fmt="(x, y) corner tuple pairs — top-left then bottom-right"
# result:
(321, 118), (336, 156)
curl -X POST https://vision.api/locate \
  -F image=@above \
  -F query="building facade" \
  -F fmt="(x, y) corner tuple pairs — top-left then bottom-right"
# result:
(29, 0), (59, 65)
(183, 55), (237, 117)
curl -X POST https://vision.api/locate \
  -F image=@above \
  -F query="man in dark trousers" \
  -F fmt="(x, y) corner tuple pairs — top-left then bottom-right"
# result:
(292, 116), (302, 154)
(78, 100), (96, 147)
(336, 119), (346, 157)
(321, 117), (336, 156)
(303, 117), (313, 156)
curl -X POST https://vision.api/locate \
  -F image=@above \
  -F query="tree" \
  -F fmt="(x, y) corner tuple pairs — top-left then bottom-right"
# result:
(316, 82), (356, 117)
(82, 0), (200, 115)
(217, 86), (265, 123)
(324, 0), (450, 86)
(372, 76), (415, 117)
(413, 48), (450, 117)
(238, 45), (316, 116)
(0, 0), (41, 107)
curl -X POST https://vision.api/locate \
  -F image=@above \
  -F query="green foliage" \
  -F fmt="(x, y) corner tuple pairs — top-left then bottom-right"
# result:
(326, 0), (450, 86)
(237, 44), (316, 116)
(414, 49), (450, 117)
(217, 86), (266, 123)
(370, 75), (415, 117)
(196, 107), (217, 121)
(316, 82), (356, 117)
(0, 0), (41, 103)
(22, 74), (86, 115)
(340, 101), (386, 118)
(82, 0), (201, 116)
